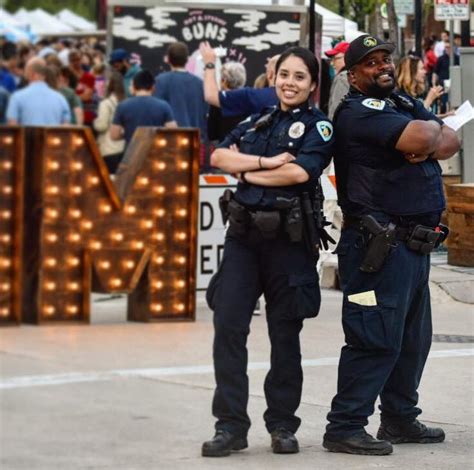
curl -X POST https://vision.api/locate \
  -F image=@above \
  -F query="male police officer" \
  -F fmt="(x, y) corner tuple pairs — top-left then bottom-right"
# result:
(323, 35), (460, 455)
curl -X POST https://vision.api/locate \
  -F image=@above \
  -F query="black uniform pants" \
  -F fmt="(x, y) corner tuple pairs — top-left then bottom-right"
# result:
(209, 228), (320, 437)
(325, 228), (432, 438)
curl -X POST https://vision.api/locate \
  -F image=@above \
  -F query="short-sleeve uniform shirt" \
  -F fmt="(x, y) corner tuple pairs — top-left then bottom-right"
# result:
(218, 105), (334, 209)
(334, 90), (445, 217)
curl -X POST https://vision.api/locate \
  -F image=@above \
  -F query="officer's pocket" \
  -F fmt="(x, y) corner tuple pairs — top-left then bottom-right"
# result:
(334, 232), (365, 288)
(206, 262), (224, 311)
(289, 272), (321, 320)
(276, 136), (303, 153)
(342, 295), (398, 351)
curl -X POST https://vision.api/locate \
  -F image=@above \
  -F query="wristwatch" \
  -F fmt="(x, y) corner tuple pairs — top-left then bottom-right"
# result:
(204, 62), (216, 70)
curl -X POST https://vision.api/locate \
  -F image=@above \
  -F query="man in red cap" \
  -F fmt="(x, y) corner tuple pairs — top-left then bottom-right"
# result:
(325, 41), (350, 119)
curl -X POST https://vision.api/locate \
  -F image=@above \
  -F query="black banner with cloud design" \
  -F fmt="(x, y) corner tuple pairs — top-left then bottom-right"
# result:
(111, 5), (304, 85)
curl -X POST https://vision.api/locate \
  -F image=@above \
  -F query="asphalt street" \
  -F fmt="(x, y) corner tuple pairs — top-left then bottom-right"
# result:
(1, 280), (473, 469)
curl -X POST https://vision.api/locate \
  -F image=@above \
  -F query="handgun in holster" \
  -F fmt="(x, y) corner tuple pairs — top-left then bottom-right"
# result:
(359, 215), (397, 273)
(275, 196), (303, 242)
(218, 189), (234, 225)
(227, 199), (251, 236)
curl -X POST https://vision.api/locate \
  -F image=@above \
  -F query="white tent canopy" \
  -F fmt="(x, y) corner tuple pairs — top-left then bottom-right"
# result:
(0, 8), (25, 27)
(0, 9), (36, 42)
(56, 9), (97, 31)
(314, 3), (361, 39)
(13, 8), (75, 35)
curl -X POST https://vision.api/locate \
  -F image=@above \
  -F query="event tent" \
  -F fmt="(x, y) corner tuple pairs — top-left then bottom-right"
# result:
(56, 9), (97, 31)
(0, 9), (36, 42)
(13, 8), (75, 35)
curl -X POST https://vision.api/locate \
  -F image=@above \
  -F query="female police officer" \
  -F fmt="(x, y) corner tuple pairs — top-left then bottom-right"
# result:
(201, 47), (334, 457)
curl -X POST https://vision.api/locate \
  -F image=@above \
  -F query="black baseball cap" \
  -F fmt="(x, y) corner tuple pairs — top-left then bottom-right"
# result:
(345, 34), (395, 70)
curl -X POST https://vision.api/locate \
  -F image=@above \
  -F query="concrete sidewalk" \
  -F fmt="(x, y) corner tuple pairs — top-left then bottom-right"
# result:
(1, 284), (473, 469)
(430, 252), (474, 304)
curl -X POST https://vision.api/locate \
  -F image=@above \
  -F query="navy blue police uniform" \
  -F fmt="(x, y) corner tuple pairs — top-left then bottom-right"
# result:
(209, 104), (333, 438)
(325, 89), (446, 439)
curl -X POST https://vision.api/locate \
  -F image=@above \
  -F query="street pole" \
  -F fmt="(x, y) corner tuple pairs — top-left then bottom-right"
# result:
(309, 0), (315, 53)
(339, 0), (344, 17)
(449, 20), (454, 65)
(414, 0), (422, 57)
(461, 19), (470, 46)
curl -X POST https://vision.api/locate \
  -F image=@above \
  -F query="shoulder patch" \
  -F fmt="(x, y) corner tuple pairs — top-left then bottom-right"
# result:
(316, 121), (333, 142)
(361, 98), (386, 111)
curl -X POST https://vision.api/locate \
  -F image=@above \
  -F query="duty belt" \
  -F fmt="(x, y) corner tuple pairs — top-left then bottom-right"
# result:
(224, 196), (282, 239)
(342, 215), (423, 242)
(342, 214), (449, 272)
(219, 189), (302, 241)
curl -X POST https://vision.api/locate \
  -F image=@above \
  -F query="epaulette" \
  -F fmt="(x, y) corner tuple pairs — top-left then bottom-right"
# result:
(390, 92), (415, 111)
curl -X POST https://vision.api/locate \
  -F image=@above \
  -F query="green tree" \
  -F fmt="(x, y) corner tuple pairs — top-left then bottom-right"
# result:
(347, 0), (377, 30)
(4, 0), (96, 21)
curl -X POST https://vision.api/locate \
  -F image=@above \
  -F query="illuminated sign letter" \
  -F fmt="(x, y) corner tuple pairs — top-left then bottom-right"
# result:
(3, 127), (199, 325)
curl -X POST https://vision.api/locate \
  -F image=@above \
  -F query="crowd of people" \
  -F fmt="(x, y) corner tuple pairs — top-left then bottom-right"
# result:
(0, 30), (461, 174)
(0, 37), (280, 173)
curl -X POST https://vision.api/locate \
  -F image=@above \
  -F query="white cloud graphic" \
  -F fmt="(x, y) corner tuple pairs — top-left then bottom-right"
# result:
(224, 10), (266, 33)
(145, 7), (187, 31)
(232, 21), (300, 51)
(113, 16), (177, 48)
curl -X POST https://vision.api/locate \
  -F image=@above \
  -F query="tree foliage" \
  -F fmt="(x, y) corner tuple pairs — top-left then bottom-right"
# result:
(4, 0), (96, 21)
(348, 0), (377, 30)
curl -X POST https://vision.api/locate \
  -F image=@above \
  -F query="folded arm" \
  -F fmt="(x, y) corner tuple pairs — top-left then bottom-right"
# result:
(243, 163), (309, 186)
(396, 120), (460, 161)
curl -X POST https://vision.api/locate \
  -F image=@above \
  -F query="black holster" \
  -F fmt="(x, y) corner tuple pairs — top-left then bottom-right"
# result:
(218, 189), (234, 225)
(275, 196), (303, 242)
(227, 199), (251, 236)
(359, 215), (397, 273)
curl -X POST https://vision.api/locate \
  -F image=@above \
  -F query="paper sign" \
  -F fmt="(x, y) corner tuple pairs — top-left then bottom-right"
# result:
(443, 100), (474, 132)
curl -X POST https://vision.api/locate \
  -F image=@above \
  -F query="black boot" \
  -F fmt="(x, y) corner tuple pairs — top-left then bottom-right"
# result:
(271, 428), (299, 454)
(377, 419), (445, 444)
(201, 430), (248, 457)
(323, 431), (393, 455)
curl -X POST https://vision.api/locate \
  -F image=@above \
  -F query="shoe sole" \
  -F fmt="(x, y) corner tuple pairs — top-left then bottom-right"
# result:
(272, 443), (299, 454)
(323, 440), (393, 456)
(201, 438), (248, 457)
(377, 432), (445, 445)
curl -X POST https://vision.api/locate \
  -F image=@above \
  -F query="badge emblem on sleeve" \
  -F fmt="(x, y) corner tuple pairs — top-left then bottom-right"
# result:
(288, 121), (305, 139)
(316, 121), (333, 142)
(362, 98), (386, 110)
